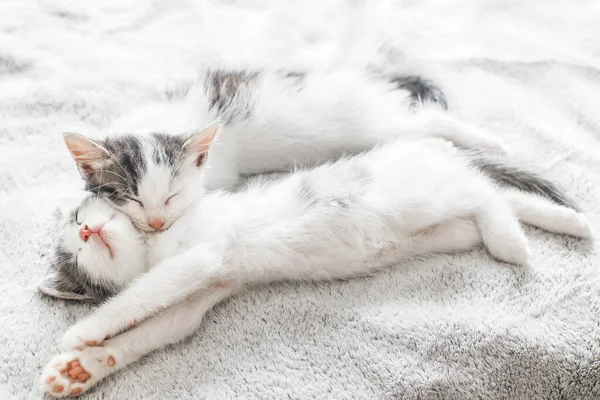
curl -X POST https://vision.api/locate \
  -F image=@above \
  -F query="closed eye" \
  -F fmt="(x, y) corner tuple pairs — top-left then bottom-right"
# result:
(165, 192), (179, 205)
(75, 209), (81, 225)
(125, 196), (144, 208)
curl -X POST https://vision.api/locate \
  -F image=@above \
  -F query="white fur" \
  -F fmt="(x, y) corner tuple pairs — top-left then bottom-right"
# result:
(41, 138), (590, 397)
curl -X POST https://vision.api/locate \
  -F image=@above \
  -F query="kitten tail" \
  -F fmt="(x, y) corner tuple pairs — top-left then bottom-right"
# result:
(468, 151), (579, 211)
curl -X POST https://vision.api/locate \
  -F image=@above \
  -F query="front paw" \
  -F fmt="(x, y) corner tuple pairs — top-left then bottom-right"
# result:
(41, 353), (91, 397)
(40, 348), (118, 397)
(60, 321), (108, 352)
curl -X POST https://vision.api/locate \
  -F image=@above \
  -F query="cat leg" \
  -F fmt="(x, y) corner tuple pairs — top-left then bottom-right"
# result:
(42, 283), (237, 397)
(59, 246), (227, 351)
(369, 217), (482, 268)
(471, 189), (530, 265)
(502, 189), (592, 238)
(409, 217), (482, 256)
(403, 109), (509, 153)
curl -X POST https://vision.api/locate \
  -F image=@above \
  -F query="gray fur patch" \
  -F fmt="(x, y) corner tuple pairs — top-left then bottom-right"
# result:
(151, 133), (186, 168)
(85, 135), (146, 203)
(468, 152), (579, 210)
(389, 75), (448, 110)
(164, 80), (194, 100)
(44, 248), (112, 302)
(204, 69), (259, 122)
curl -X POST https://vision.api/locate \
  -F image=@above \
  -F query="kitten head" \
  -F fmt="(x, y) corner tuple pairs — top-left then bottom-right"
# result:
(38, 194), (146, 302)
(63, 123), (220, 232)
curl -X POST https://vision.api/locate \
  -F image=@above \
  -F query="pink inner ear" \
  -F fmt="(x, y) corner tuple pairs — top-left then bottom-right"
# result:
(69, 150), (96, 173)
(66, 144), (89, 161)
(80, 163), (95, 174)
(73, 151), (105, 174)
(64, 135), (109, 173)
(195, 153), (207, 167)
(185, 126), (219, 167)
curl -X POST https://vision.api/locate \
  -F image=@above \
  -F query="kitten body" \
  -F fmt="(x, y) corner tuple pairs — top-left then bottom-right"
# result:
(43, 137), (589, 301)
(64, 69), (508, 232)
(40, 138), (592, 397)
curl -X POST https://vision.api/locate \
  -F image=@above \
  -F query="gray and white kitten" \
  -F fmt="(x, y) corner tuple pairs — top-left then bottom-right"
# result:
(62, 68), (508, 234)
(40, 137), (591, 397)
(42, 142), (580, 303)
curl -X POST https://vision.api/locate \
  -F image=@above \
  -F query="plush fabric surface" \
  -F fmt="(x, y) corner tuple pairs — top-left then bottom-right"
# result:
(1, 0), (600, 398)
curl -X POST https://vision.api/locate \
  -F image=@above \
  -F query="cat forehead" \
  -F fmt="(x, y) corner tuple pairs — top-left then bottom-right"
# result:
(103, 133), (187, 168)
(90, 134), (187, 196)
(99, 135), (148, 193)
(148, 133), (187, 167)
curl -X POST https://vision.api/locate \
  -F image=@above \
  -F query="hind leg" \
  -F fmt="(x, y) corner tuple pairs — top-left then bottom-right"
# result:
(409, 218), (482, 257)
(372, 218), (482, 267)
(502, 189), (592, 238)
(471, 186), (530, 265)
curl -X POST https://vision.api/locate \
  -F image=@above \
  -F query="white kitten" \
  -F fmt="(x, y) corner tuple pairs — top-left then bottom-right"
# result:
(40, 138), (591, 397)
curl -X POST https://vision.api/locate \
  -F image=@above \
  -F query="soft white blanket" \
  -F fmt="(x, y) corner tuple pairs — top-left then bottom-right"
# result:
(1, 0), (600, 398)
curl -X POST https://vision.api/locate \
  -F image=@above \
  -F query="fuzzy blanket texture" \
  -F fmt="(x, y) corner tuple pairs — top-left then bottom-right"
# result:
(2, 0), (600, 399)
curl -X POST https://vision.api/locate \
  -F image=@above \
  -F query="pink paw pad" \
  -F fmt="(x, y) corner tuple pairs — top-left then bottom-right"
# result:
(65, 360), (91, 383)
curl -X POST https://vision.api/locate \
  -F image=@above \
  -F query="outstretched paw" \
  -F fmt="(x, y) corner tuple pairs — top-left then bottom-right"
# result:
(41, 354), (92, 397)
(41, 349), (118, 397)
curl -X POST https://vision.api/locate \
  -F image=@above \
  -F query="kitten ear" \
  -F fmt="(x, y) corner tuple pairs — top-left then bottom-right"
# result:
(38, 271), (97, 302)
(182, 122), (221, 167)
(63, 133), (111, 176)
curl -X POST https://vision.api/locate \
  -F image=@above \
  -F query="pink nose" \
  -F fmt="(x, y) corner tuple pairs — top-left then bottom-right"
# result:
(79, 225), (102, 242)
(148, 219), (165, 230)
